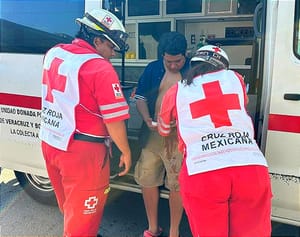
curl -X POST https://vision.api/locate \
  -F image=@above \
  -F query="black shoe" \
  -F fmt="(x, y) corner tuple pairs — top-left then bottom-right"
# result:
(97, 234), (103, 237)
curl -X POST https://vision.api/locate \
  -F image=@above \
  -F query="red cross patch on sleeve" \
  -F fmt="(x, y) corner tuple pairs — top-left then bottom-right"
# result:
(112, 83), (124, 99)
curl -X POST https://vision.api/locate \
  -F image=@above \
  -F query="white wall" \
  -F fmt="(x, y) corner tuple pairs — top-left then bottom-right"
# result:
(185, 21), (253, 65)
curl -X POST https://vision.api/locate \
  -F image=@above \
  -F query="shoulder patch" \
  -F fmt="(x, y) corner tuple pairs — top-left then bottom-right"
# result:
(112, 83), (124, 99)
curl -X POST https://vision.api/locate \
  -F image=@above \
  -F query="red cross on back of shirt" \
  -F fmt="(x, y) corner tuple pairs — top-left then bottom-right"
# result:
(189, 81), (241, 128)
(42, 58), (67, 103)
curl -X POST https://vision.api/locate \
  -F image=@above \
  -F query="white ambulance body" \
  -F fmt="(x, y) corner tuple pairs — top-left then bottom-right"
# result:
(262, 0), (300, 225)
(0, 0), (300, 226)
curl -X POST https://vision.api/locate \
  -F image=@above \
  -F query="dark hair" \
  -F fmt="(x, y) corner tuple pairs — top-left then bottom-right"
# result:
(183, 61), (224, 86)
(157, 31), (187, 58)
(75, 25), (106, 46)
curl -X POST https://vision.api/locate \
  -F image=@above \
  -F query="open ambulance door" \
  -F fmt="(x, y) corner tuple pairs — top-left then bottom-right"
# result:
(261, 0), (300, 226)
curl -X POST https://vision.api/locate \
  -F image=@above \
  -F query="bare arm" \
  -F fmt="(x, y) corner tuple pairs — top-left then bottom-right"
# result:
(136, 99), (157, 130)
(106, 120), (131, 176)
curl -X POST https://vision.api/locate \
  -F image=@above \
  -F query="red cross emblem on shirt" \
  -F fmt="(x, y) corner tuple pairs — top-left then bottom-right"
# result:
(189, 81), (241, 128)
(114, 84), (120, 92)
(112, 83), (123, 98)
(42, 57), (67, 103)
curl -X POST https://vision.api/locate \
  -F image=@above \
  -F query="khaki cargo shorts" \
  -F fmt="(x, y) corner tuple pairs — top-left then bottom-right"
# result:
(134, 131), (183, 191)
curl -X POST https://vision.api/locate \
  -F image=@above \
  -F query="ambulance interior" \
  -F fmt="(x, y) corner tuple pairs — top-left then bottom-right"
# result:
(110, 1), (262, 195)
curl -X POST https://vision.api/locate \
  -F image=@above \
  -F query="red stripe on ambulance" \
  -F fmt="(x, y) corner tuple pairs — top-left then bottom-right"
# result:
(268, 114), (300, 133)
(0, 93), (41, 110)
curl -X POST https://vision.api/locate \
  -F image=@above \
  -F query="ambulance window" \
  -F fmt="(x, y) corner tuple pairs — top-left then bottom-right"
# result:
(138, 21), (171, 60)
(127, 0), (160, 17)
(0, 0), (84, 54)
(294, 0), (300, 58)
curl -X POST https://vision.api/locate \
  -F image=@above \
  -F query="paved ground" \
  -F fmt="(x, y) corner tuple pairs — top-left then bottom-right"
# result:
(1, 167), (299, 237)
(0, 168), (191, 237)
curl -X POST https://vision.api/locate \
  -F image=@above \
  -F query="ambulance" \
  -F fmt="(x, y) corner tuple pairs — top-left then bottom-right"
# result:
(0, 0), (299, 227)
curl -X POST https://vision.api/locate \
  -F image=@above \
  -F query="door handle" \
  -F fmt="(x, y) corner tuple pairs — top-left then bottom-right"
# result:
(284, 93), (300, 101)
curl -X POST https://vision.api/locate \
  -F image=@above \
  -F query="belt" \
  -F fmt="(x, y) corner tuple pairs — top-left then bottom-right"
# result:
(73, 133), (105, 143)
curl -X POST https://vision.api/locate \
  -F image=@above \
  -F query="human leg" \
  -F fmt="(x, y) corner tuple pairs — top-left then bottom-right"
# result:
(50, 141), (109, 237)
(163, 147), (184, 237)
(168, 190), (183, 237)
(142, 186), (162, 235)
(134, 132), (165, 236)
(179, 162), (231, 236)
(42, 141), (65, 212)
(229, 165), (272, 237)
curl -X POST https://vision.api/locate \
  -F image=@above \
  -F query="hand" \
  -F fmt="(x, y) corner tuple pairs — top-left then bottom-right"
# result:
(118, 152), (132, 176)
(146, 117), (157, 131)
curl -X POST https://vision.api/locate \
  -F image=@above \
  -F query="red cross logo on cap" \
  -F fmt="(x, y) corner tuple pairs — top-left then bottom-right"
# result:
(103, 15), (113, 27)
(42, 58), (67, 103)
(105, 16), (112, 23)
(84, 196), (98, 209)
(212, 47), (221, 53)
(189, 81), (241, 128)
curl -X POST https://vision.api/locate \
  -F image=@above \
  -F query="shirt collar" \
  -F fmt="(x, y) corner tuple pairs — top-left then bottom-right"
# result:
(72, 38), (98, 54)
